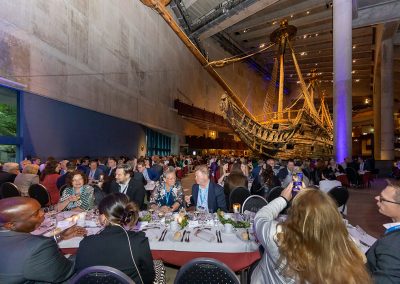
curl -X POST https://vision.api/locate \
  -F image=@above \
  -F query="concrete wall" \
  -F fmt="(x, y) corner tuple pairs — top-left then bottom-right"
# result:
(0, 0), (272, 138)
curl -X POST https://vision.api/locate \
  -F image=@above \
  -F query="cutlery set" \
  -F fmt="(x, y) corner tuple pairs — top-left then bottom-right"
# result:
(215, 230), (223, 243)
(179, 230), (191, 242)
(158, 229), (168, 241)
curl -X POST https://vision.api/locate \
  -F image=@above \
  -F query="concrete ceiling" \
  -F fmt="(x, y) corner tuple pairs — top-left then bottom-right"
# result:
(171, 0), (400, 129)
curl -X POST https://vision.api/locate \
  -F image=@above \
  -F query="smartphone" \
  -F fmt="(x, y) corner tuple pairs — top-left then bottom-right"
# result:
(292, 172), (303, 196)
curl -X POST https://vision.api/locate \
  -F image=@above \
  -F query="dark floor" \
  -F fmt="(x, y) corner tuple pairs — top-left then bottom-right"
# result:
(346, 178), (391, 238)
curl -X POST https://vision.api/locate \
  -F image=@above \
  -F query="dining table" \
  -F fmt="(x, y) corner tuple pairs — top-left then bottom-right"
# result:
(31, 210), (261, 272)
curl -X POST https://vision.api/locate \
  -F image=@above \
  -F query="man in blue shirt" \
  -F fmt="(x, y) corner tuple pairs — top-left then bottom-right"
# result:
(185, 165), (227, 213)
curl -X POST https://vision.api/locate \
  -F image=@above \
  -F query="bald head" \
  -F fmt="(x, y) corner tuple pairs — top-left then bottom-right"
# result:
(0, 197), (44, 233)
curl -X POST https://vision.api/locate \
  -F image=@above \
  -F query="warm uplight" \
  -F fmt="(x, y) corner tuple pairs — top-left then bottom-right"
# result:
(307, 11), (310, 14)
(364, 98), (370, 104)
(291, 14), (294, 18)
(259, 43), (265, 48)
(353, 59), (356, 63)
(300, 52), (307, 56)
(352, 45), (356, 49)
(352, 70), (356, 74)
(355, 79), (360, 82)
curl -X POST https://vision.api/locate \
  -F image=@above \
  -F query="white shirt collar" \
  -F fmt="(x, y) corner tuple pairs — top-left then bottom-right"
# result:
(383, 222), (400, 229)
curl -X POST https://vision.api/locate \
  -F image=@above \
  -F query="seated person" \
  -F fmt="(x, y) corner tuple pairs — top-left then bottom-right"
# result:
(0, 197), (86, 283)
(251, 164), (281, 197)
(277, 159), (295, 188)
(75, 193), (155, 284)
(327, 158), (345, 175)
(14, 164), (40, 197)
(250, 184), (371, 284)
(85, 159), (104, 184)
(58, 171), (95, 211)
(319, 170), (342, 193)
(185, 165), (227, 213)
(149, 167), (183, 213)
(366, 180), (400, 283)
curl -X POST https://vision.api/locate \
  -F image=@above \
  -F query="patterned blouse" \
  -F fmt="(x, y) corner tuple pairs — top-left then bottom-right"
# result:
(59, 184), (95, 211)
(150, 181), (183, 210)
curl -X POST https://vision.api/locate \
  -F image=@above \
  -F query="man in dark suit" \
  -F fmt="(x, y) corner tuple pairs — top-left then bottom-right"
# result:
(185, 165), (227, 213)
(366, 180), (400, 283)
(0, 197), (86, 283)
(110, 164), (146, 210)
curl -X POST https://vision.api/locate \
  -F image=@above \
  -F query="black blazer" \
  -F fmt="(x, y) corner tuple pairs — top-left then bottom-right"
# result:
(366, 230), (400, 284)
(190, 182), (227, 213)
(110, 176), (146, 210)
(0, 230), (74, 283)
(75, 226), (155, 284)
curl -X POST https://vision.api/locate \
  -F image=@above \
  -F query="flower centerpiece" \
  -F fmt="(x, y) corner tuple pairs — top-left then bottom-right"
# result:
(176, 209), (189, 229)
(139, 212), (152, 222)
(217, 209), (250, 228)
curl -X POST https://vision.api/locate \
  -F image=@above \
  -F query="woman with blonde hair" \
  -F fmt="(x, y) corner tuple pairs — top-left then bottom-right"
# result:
(14, 164), (40, 197)
(251, 184), (372, 284)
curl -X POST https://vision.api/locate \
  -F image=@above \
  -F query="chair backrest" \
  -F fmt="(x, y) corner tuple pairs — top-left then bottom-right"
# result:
(70, 265), (135, 284)
(93, 185), (106, 206)
(229, 186), (250, 212)
(174, 257), (239, 284)
(59, 184), (68, 197)
(266, 186), (283, 203)
(328, 186), (349, 208)
(0, 182), (20, 199)
(28, 184), (50, 207)
(345, 167), (358, 184)
(241, 195), (268, 213)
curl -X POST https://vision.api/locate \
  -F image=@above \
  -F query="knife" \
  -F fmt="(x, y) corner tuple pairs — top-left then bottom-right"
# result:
(181, 230), (186, 242)
(158, 229), (167, 242)
(218, 230), (223, 243)
(246, 229), (250, 241)
(215, 230), (220, 242)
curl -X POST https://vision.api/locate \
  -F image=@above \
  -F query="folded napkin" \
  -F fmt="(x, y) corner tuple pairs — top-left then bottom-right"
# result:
(194, 229), (216, 242)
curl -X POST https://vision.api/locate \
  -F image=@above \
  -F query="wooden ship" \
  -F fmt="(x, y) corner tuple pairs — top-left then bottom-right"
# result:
(139, 0), (333, 158)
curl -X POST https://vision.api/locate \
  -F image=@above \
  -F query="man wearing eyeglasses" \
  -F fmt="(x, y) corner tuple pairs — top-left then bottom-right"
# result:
(366, 180), (400, 283)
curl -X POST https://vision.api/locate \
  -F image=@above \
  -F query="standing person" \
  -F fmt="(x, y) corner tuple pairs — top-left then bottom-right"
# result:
(366, 180), (400, 283)
(59, 160), (69, 175)
(185, 165), (227, 213)
(40, 160), (61, 205)
(0, 197), (86, 283)
(277, 159), (295, 188)
(110, 164), (146, 210)
(250, 185), (372, 284)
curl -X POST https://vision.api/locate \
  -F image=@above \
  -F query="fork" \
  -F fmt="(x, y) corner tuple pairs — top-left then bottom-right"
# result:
(185, 231), (190, 242)
(158, 229), (167, 241)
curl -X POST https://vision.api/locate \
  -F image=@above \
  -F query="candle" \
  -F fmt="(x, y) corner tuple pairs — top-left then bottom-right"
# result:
(233, 203), (241, 213)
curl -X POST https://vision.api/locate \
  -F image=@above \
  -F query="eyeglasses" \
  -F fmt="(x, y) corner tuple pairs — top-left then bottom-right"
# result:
(378, 195), (400, 205)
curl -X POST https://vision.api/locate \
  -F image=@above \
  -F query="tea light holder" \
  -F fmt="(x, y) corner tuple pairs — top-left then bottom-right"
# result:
(233, 203), (241, 213)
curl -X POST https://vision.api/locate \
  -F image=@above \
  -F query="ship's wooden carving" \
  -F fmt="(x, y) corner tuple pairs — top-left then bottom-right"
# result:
(139, 1), (333, 158)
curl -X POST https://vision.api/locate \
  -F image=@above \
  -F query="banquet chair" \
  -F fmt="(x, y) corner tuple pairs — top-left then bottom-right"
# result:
(92, 184), (106, 206)
(241, 195), (268, 213)
(345, 167), (359, 187)
(0, 182), (20, 199)
(328, 186), (349, 214)
(229, 186), (250, 213)
(59, 184), (68, 197)
(28, 184), (50, 207)
(266, 186), (283, 203)
(174, 257), (239, 284)
(69, 266), (135, 284)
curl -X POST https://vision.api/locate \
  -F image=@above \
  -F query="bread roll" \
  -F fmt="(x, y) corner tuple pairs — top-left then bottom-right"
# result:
(241, 231), (249, 240)
(173, 231), (182, 241)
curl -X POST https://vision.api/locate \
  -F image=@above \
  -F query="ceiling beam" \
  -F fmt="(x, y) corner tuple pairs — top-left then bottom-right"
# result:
(226, 0), (328, 34)
(194, 0), (280, 40)
(353, 0), (400, 28)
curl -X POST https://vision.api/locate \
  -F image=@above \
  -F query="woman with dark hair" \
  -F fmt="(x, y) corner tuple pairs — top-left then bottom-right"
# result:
(223, 162), (248, 210)
(40, 160), (61, 205)
(251, 164), (281, 197)
(251, 184), (372, 284)
(58, 171), (94, 211)
(75, 193), (155, 283)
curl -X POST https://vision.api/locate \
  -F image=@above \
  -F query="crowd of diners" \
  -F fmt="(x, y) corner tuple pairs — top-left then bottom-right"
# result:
(0, 153), (399, 283)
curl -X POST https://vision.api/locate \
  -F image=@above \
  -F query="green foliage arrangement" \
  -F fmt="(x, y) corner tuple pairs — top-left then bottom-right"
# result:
(217, 209), (250, 228)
